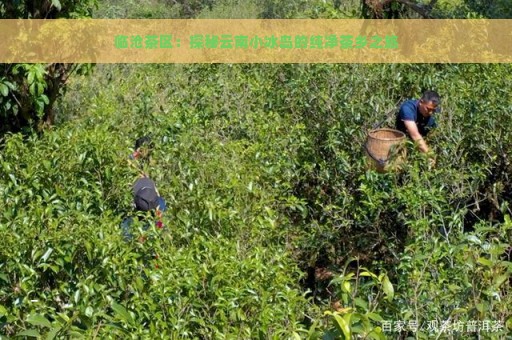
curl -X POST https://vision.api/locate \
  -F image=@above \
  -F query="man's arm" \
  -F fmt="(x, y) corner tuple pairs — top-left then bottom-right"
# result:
(403, 120), (429, 153)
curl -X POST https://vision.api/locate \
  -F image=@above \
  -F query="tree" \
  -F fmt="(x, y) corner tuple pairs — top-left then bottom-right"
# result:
(0, 0), (97, 135)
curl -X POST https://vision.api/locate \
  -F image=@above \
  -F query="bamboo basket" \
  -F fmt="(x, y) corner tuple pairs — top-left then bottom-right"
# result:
(364, 128), (406, 173)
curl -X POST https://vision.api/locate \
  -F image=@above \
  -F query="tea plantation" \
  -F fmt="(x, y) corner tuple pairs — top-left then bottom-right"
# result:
(1, 1), (512, 339)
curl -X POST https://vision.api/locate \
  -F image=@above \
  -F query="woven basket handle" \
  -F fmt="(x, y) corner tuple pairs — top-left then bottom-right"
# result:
(371, 97), (404, 130)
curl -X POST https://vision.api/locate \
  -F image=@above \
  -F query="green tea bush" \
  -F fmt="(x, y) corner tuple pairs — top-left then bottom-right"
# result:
(0, 64), (316, 338)
(2, 61), (512, 338)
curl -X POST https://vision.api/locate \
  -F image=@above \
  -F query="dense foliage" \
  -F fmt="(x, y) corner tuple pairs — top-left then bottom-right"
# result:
(1, 0), (512, 339)
(2, 62), (512, 338)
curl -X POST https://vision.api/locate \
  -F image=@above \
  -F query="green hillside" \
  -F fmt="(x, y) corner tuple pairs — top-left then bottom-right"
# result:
(1, 1), (512, 339)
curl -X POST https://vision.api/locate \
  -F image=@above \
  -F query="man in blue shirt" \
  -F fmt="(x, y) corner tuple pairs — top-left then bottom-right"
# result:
(396, 90), (440, 154)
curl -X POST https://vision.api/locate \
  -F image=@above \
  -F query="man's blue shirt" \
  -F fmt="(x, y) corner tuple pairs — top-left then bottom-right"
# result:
(395, 99), (437, 137)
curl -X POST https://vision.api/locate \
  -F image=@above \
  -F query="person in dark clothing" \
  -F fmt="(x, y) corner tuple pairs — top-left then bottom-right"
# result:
(395, 90), (441, 154)
(130, 135), (153, 159)
(133, 177), (166, 213)
(120, 176), (166, 241)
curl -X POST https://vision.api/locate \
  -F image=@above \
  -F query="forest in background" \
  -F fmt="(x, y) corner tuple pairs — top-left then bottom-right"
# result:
(1, 0), (512, 339)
